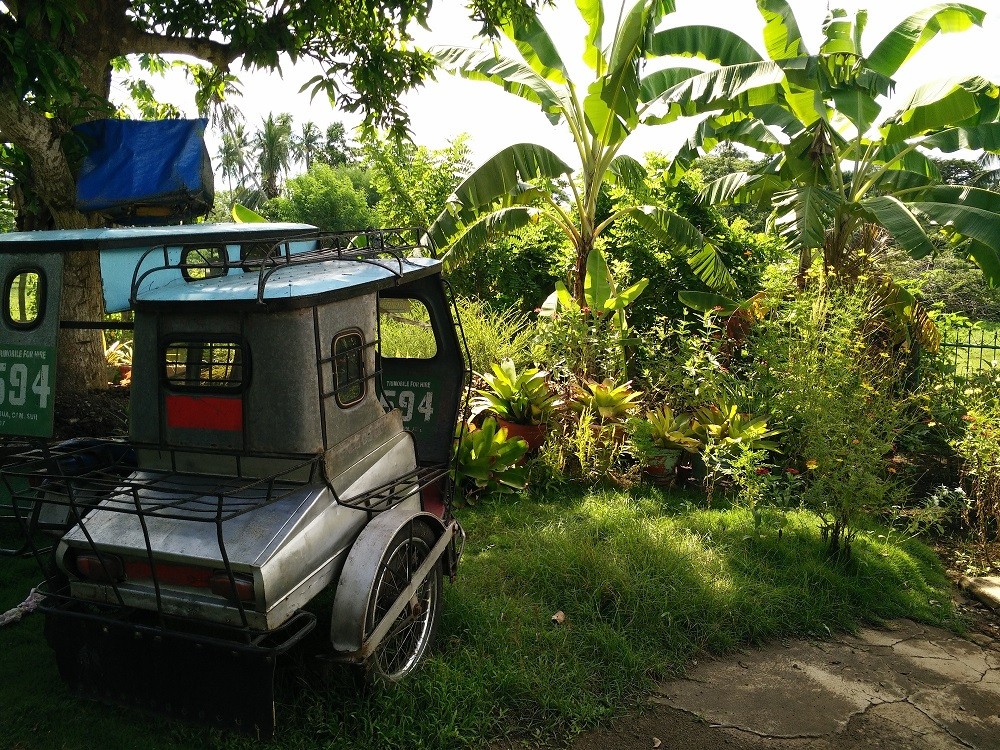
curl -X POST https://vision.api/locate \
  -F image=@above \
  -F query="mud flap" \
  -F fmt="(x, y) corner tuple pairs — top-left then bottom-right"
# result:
(43, 606), (301, 739)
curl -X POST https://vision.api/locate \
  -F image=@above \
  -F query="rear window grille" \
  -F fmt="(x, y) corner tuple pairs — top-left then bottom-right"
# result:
(165, 341), (245, 390)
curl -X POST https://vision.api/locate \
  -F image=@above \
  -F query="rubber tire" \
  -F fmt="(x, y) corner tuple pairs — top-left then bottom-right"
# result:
(361, 521), (442, 685)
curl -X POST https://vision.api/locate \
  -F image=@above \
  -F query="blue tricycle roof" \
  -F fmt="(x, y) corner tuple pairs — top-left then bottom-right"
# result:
(0, 223), (436, 312)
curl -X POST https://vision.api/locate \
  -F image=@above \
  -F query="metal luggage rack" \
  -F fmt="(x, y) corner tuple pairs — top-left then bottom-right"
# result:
(126, 227), (428, 305)
(0, 442), (324, 526)
(254, 227), (426, 302)
(0, 440), (445, 526)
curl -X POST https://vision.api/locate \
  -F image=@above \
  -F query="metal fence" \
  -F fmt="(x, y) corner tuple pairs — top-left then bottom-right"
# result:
(938, 327), (1000, 375)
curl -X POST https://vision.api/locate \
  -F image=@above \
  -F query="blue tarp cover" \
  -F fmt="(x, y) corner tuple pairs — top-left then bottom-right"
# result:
(73, 119), (214, 223)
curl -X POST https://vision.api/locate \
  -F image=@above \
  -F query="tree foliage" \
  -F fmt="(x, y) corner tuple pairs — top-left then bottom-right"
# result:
(427, 0), (762, 303)
(654, 1), (1000, 289)
(263, 162), (372, 232)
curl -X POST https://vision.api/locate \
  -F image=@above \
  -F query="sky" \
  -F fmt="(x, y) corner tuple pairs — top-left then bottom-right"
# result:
(127, 0), (1000, 170)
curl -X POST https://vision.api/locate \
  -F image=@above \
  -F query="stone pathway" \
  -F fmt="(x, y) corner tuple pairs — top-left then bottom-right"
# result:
(649, 619), (1000, 749)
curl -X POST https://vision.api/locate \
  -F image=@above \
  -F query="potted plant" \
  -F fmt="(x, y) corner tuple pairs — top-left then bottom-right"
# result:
(105, 339), (133, 384)
(628, 405), (702, 483)
(472, 360), (561, 451)
(451, 418), (530, 500)
(570, 378), (643, 441)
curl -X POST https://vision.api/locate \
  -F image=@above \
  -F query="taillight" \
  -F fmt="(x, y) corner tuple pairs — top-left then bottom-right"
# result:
(209, 572), (256, 603)
(74, 553), (125, 583)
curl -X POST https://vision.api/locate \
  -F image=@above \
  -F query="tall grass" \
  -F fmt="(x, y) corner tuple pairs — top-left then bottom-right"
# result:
(0, 485), (955, 750)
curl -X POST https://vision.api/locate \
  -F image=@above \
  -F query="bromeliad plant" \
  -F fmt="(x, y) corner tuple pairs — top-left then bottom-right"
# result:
(627, 405), (702, 471)
(571, 378), (644, 425)
(452, 418), (529, 499)
(472, 359), (561, 426)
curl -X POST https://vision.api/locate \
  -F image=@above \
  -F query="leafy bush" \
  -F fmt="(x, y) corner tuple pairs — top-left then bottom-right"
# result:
(750, 284), (914, 555)
(446, 222), (567, 312)
(952, 367), (1000, 539)
(262, 163), (372, 231)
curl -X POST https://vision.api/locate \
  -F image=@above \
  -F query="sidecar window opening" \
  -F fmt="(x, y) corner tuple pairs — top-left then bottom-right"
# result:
(163, 339), (247, 392)
(3, 268), (45, 331)
(333, 330), (366, 408)
(181, 246), (228, 281)
(377, 297), (437, 360)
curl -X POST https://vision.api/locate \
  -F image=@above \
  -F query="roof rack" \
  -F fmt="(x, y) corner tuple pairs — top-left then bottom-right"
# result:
(126, 226), (429, 306)
(254, 227), (425, 303)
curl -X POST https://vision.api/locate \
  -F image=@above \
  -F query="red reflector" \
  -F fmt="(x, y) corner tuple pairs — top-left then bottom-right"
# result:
(75, 553), (125, 583)
(122, 560), (214, 588)
(209, 572), (255, 603)
(166, 394), (243, 432)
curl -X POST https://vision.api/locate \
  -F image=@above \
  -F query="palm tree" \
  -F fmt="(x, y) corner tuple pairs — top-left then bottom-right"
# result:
(255, 113), (293, 200)
(426, 0), (782, 303)
(218, 122), (251, 193)
(654, 1), (1000, 289)
(292, 121), (323, 173)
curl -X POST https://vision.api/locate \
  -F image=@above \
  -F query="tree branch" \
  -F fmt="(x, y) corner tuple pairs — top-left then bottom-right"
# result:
(124, 26), (240, 69)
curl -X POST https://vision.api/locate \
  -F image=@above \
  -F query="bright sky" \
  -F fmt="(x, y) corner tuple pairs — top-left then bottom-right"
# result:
(129, 0), (1000, 170)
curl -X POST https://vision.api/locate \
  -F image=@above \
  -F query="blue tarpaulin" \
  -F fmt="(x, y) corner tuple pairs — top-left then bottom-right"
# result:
(73, 119), (214, 224)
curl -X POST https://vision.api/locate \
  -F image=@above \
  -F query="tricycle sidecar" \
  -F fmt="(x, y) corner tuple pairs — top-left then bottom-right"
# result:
(0, 224), (468, 737)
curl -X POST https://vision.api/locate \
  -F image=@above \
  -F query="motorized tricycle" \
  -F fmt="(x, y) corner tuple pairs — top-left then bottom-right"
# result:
(0, 222), (468, 738)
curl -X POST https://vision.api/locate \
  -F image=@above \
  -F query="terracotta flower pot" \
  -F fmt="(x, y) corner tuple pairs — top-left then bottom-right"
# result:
(496, 418), (547, 452)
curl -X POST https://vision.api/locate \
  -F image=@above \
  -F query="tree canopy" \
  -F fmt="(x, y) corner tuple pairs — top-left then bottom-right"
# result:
(0, 0), (541, 392)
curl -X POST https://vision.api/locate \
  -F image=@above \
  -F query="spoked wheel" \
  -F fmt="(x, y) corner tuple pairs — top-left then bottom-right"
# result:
(362, 522), (442, 684)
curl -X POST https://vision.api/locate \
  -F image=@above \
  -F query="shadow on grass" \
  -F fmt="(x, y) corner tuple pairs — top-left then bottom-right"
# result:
(0, 484), (955, 750)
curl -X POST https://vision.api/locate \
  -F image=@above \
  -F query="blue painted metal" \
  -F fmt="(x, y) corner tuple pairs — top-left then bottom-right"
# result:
(136, 256), (441, 304)
(0, 223), (317, 313)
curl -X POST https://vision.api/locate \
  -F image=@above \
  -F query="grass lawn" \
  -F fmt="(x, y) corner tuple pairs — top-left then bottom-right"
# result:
(0, 485), (957, 750)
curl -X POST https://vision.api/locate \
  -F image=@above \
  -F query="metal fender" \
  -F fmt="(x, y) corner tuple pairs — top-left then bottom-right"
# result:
(330, 507), (447, 654)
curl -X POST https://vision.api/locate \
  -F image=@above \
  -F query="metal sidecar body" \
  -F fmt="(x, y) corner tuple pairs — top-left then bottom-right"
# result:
(0, 223), (467, 737)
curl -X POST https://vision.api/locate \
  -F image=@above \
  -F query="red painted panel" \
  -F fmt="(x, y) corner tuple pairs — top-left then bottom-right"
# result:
(166, 394), (243, 432)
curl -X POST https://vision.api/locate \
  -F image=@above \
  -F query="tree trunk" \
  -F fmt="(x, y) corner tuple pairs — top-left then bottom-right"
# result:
(57, 250), (108, 394)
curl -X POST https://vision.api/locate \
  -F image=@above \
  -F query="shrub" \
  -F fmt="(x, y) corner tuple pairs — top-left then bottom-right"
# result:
(952, 367), (1000, 539)
(750, 283), (914, 556)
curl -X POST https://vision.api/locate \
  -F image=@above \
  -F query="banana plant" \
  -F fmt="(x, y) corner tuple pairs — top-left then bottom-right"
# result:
(425, 0), (786, 303)
(652, 1), (1000, 293)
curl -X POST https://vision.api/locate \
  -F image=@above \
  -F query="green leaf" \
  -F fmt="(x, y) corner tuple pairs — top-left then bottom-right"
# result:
(607, 155), (647, 193)
(609, 278), (649, 310)
(881, 76), (999, 143)
(502, 9), (569, 84)
(921, 122), (1000, 152)
(649, 26), (763, 65)
(439, 207), (539, 269)
(966, 240), (1000, 288)
(585, 247), (615, 311)
(867, 3), (986, 77)
(757, 0), (810, 60)
(820, 8), (857, 56)
(641, 61), (785, 125)
(554, 280), (576, 310)
(430, 45), (565, 123)
(439, 142), (572, 225)
(909, 191), (1000, 286)
(859, 196), (936, 260)
(678, 291), (741, 314)
(232, 203), (267, 223)
(576, 0), (606, 71)
(830, 87), (881, 134)
(686, 242), (738, 294)
(771, 186), (841, 251)
(626, 205), (705, 251)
